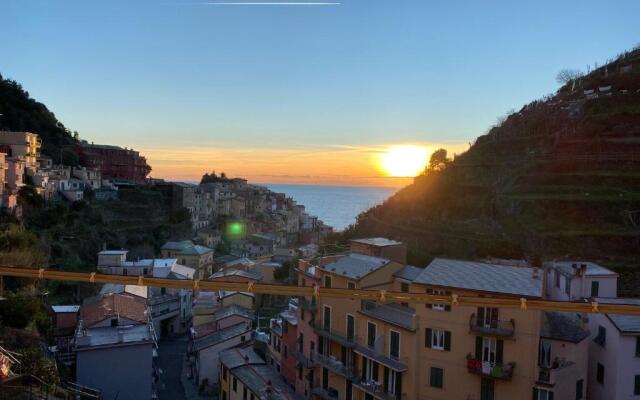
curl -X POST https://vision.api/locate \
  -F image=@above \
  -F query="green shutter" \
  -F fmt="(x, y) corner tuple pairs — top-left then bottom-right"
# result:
(383, 367), (389, 392)
(425, 328), (432, 348)
(475, 336), (482, 359)
(533, 388), (537, 400)
(444, 331), (451, 351)
(496, 340), (504, 364)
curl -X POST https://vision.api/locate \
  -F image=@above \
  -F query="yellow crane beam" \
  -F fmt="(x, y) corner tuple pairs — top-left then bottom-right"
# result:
(1, 266), (639, 315)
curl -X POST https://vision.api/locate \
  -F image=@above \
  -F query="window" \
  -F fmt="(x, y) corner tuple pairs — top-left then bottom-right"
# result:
(594, 325), (606, 347)
(284, 345), (288, 359)
(367, 322), (377, 348)
(298, 366), (302, 379)
(222, 391), (227, 400)
(534, 388), (552, 400)
(555, 271), (560, 288)
(298, 333), (304, 352)
(635, 375), (640, 396)
(348, 282), (356, 289)
(576, 379), (583, 400)
(222, 366), (227, 380)
(324, 275), (332, 288)
(243, 387), (247, 400)
(386, 368), (398, 395)
(322, 367), (329, 389)
(241, 335), (246, 342)
(346, 379), (353, 400)
(596, 363), (604, 384)
(636, 337), (640, 357)
(432, 289), (446, 311)
(301, 309), (305, 322)
(143, 268), (148, 275)
(430, 367), (443, 388)
(400, 283), (409, 293)
(565, 277), (571, 296)
(233, 377), (238, 392)
(425, 328), (451, 351)
(347, 315), (355, 342)
(591, 281), (600, 297)
(323, 306), (331, 331)
(389, 331), (400, 359)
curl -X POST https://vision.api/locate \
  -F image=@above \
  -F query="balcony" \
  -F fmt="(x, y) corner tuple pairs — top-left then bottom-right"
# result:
(469, 314), (515, 337)
(352, 378), (405, 400)
(466, 357), (515, 381)
(360, 301), (416, 331)
(311, 387), (338, 400)
(313, 352), (356, 379)
(536, 361), (576, 387)
(314, 326), (356, 348)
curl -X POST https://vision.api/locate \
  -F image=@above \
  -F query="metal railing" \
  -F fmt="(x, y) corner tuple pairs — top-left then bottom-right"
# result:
(469, 314), (515, 337)
(466, 357), (515, 380)
(313, 352), (356, 379)
(352, 378), (406, 400)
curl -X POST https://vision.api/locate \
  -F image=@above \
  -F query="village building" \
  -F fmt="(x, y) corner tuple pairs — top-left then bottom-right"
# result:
(74, 292), (156, 400)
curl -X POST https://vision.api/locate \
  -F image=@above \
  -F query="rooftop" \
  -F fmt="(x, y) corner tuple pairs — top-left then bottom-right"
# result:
(98, 250), (128, 256)
(279, 309), (298, 326)
(359, 301), (416, 331)
(350, 238), (403, 247)
(320, 253), (390, 280)
(192, 322), (252, 352)
(51, 305), (80, 313)
(393, 265), (423, 281)
(596, 298), (640, 333)
(76, 324), (152, 349)
(210, 269), (261, 281)
(227, 358), (304, 400)
(550, 261), (617, 277)
(80, 293), (149, 328)
(540, 312), (589, 343)
(214, 304), (255, 322)
(99, 283), (148, 299)
(413, 258), (543, 298)
(219, 347), (264, 369)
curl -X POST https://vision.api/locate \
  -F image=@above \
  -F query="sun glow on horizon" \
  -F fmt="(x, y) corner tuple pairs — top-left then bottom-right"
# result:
(380, 145), (429, 177)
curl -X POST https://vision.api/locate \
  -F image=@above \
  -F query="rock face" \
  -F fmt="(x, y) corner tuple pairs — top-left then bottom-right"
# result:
(347, 48), (640, 293)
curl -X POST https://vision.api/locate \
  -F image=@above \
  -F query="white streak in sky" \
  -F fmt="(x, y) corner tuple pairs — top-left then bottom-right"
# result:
(209, 2), (340, 4)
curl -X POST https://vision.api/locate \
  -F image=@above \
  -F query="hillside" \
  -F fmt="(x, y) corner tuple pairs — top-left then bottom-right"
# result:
(0, 74), (79, 164)
(346, 47), (640, 294)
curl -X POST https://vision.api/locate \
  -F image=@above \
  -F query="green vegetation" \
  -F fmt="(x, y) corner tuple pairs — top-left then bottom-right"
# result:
(0, 73), (78, 164)
(345, 47), (640, 286)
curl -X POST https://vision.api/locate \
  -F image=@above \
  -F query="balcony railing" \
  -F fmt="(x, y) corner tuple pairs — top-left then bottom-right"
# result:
(469, 314), (515, 337)
(311, 387), (338, 400)
(352, 378), (406, 400)
(466, 357), (515, 380)
(313, 326), (357, 347)
(536, 361), (575, 386)
(313, 352), (356, 379)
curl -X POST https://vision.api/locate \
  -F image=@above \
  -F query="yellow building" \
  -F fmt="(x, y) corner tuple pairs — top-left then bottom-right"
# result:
(299, 248), (588, 400)
(219, 347), (303, 400)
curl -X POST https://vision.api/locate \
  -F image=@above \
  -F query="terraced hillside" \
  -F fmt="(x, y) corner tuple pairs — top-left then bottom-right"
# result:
(347, 48), (640, 294)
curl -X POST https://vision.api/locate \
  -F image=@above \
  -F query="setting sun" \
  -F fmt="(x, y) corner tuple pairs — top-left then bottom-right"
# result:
(380, 145), (429, 177)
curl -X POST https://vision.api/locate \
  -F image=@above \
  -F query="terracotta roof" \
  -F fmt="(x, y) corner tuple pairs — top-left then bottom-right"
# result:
(80, 293), (148, 328)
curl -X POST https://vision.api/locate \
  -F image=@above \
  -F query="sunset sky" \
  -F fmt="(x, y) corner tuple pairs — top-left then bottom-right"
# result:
(3, 0), (639, 187)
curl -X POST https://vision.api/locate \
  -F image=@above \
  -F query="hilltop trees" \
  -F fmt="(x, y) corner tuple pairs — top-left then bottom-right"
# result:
(425, 148), (450, 173)
(556, 68), (583, 85)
